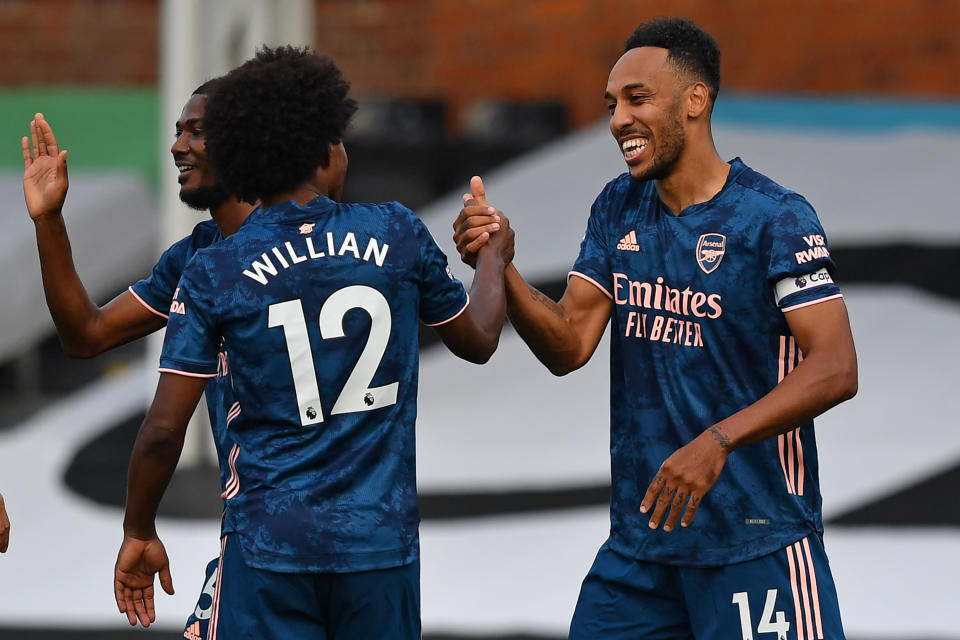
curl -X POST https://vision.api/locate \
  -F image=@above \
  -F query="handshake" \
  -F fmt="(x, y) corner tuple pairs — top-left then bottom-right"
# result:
(452, 176), (514, 269)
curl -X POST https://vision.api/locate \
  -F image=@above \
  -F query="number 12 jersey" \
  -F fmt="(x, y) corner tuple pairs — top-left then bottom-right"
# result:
(160, 196), (468, 574)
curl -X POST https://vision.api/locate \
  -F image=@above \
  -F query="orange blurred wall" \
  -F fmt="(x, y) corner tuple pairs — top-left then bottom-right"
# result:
(2, 0), (958, 129)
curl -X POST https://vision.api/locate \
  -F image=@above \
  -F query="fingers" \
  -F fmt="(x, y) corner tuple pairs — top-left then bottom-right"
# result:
(21, 136), (32, 169)
(35, 114), (59, 155)
(30, 119), (39, 159)
(0, 496), (9, 553)
(131, 586), (151, 627)
(680, 494), (702, 528)
(455, 223), (499, 251)
(159, 564), (174, 595)
(470, 175), (487, 206)
(639, 474), (664, 516)
(646, 478), (675, 530)
(143, 584), (157, 625)
(466, 232), (492, 254)
(662, 490), (688, 532)
(33, 118), (47, 157)
(122, 587), (138, 626)
(641, 474), (706, 531)
(453, 205), (500, 246)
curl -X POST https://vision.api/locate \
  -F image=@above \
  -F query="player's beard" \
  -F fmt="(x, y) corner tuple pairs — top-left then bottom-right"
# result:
(635, 98), (686, 182)
(180, 183), (231, 211)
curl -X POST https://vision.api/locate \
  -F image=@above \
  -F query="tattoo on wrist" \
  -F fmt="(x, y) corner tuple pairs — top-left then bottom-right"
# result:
(709, 425), (732, 452)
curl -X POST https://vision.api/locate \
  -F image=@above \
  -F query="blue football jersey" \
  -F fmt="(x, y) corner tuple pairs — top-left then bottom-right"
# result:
(572, 158), (842, 567)
(130, 220), (237, 493)
(159, 196), (468, 573)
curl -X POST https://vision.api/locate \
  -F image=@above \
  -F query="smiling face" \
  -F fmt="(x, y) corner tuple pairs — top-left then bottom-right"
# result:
(605, 47), (688, 182)
(170, 94), (229, 211)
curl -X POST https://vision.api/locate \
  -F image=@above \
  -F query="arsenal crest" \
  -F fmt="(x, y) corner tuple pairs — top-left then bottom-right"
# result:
(696, 233), (726, 274)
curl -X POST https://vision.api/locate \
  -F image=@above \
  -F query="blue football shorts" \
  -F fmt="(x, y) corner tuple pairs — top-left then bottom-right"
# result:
(569, 533), (845, 640)
(202, 534), (420, 640)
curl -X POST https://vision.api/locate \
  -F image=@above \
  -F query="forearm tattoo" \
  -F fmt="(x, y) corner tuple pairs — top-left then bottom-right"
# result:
(527, 284), (556, 310)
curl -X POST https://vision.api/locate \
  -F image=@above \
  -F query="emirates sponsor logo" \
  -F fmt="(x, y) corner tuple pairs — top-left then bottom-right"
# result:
(613, 273), (724, 349)
(613, 274), (723, 319)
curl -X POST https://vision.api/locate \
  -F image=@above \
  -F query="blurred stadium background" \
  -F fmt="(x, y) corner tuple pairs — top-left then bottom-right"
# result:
(1, 1), (959, 638)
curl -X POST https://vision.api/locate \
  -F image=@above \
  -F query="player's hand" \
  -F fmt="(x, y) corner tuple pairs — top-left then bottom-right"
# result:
(22, 113), (69, 221)
(114, 534), (175, 627)
(453, 176), (510, 268)
(0, 493), (10, 553)
(640, 427), (729, 531)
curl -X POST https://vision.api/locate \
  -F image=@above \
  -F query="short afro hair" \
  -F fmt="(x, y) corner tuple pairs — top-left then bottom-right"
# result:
(204, 45), (357, 204)
(192, 77), (220, 96)
(625, 17), (721, 105)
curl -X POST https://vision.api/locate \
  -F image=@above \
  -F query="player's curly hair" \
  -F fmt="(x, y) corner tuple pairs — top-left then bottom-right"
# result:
(204, 45), (358, 204)
(192, 77), (220, 96)
(624, 17), (721, 105)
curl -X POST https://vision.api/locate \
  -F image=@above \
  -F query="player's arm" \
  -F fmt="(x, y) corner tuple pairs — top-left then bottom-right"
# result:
(710, 297), (857, 449)
(0, 492), (9, 553)
(432, 224), (511, 364)
(23, 114), (166, 357)
(642, 297), (858, 532)
(452, 177), (611, 374)
(504, 266), (611, 375)
(116, 372), (207, 627)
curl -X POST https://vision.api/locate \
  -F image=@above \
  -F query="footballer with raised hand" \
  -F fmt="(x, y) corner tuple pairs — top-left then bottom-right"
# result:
(22, 81), (254, 638)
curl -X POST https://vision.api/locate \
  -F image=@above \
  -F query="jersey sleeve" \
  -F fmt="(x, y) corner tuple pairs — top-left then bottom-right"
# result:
(407, 210), (469, 326)
(158, 252), (220, 377)
(765, 194), (842, 312)
(129, 234), (194, 319)
(570, 184), (615, 298)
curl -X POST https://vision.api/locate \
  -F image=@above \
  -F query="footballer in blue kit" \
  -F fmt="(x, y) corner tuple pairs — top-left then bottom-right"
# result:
(22, 84), (255, 639)
(454, 17), (857, 640)
(114, 46), (512, 639)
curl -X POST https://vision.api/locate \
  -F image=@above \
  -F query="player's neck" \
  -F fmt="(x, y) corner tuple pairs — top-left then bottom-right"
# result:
(262, 182), (334, 210)
(210, 197), (255, 237)
(654, 141), (729, 215)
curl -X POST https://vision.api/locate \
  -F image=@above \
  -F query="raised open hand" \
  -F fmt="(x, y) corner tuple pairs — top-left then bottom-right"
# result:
(22, 113), (69, 220)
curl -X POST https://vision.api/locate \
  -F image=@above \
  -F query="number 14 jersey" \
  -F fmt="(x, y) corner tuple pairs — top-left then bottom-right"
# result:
(160, 196), (468, 573)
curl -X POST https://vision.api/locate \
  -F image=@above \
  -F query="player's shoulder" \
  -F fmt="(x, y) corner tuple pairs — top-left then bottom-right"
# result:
(599, 172), (638, 199)
(593, 172), (647, 215)
(729, 158), (809, 210)
(353, 199), (425, 235)
(186, 219), (223, 249)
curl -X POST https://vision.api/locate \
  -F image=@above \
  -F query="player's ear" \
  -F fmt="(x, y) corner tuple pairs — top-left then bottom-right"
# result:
(686, 82), (710, 119)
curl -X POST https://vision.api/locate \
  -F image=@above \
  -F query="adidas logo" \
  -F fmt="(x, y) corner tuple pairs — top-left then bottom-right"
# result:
(617, 230), (641, 252)
(183, 621), (203, 640)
